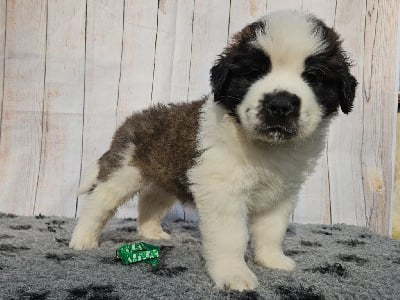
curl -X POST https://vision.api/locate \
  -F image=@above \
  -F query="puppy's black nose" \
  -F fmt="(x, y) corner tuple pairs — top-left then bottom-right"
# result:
(263, 91), (300, 116)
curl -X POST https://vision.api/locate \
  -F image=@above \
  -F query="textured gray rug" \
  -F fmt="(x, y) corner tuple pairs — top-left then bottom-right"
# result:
(1, 212), (399, 300)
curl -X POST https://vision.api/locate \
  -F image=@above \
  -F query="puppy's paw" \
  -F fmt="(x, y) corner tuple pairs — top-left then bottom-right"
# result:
(69, 232), (99, 250)
(138, 225), (171, 240)
(256, 251), (295, 271)
(209, 263), (259, 291)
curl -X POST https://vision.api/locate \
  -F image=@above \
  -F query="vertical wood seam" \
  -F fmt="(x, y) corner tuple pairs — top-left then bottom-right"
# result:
(227, 0), (232, 38)
(116, 0), (126, 124)
(76, 0), (89, 217)
(361, 0), (369, 226)
(0, 0), (8, 149)
(327, 0), (338, 225)
(361, 0), (371, 227)
(150, 0), (160, 105)
(183, 0), (197, 220)
(185, 0), (196, 102)
(33, 0), (49, 215)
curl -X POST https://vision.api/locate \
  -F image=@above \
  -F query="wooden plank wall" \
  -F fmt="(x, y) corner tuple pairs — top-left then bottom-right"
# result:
(0, 0), (398, 235)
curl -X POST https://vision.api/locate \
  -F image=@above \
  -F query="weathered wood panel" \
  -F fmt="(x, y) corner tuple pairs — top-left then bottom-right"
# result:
(115, 0), (158, 219)
(361, 0), (399, 234)
(188, 0), (230, 101)
(76, 0), (124, 216)
(34, 0), (86, 217)
(152, 0), (194, 104)
(328, 0), (367, 227)
(267, 0), (302, 12)
(228, 0), (267, 36)
(0, 0), (47, 215)
(0, 0), (5, 129)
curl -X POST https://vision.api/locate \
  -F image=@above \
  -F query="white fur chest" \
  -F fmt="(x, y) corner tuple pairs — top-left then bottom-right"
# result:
(189, 100), (328, 213)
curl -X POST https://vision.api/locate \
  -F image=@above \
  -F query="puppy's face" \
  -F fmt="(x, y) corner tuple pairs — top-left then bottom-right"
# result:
(211, 11), (357, 143)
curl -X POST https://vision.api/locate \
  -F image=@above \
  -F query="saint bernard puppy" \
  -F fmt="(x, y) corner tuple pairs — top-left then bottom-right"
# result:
(70, 10), (357, 291)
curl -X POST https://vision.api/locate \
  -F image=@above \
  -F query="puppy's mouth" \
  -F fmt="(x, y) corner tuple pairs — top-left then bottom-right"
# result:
(256, 124), (297, 141)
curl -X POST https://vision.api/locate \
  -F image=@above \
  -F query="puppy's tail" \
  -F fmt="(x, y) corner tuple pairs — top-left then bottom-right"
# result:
(78, 163), (99, 195)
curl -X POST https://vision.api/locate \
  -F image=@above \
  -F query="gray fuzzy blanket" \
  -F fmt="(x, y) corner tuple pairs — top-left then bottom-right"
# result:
(1, 213), (399, 299)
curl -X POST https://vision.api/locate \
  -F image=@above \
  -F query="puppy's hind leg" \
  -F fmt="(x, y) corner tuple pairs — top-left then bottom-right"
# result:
(69, 163), (144, 250)
(137, 184), (176, 240)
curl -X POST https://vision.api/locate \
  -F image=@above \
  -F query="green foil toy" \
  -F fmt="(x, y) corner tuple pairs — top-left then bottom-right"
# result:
(116, 242), (160, 267)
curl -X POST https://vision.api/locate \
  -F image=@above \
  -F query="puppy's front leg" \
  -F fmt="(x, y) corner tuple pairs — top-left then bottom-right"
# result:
(196, 193), (258, 291)
(250, 200), (295, 271)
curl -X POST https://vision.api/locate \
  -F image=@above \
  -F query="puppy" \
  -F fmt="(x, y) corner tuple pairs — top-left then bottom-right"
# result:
(70, 10), (357, 291)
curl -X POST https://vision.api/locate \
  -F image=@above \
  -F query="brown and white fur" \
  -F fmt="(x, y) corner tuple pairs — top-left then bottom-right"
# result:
(70, 11), (357, 291)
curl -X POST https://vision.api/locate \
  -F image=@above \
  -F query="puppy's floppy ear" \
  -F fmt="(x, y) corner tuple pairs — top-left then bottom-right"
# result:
(210, 57), (230, 102)
(339, 71), (357, 114)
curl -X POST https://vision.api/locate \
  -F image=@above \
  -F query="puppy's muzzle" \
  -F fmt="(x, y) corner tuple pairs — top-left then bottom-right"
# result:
(257, 91), (300, 139)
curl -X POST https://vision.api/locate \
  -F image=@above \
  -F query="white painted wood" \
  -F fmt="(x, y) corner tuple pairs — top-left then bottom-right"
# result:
(360, 0), (399, 234)
(0, 0), (47, 215)
(34, 0), (86, 217)
(115, 0), (158, 219)
(0, 0), (6, 128)
(293, 0), (337, 224)
(116, 0), (158, 123)
(152, 0), (194, 104)
(228, 0), (267, 37)
(329, 0), (367, 227)
(266, 0), (302, 12)
(188, 0), (230, 101)
(77, 0), (124, 216)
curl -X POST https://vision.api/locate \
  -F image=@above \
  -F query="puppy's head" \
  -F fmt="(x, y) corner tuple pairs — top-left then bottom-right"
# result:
(210, 11), (357, 143)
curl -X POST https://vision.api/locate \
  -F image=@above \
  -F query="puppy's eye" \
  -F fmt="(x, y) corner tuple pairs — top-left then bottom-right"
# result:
(303, 72), (323, 86)
(245, 68), (263, 77)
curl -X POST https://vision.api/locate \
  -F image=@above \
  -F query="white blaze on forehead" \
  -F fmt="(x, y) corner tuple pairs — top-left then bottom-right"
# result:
(235, 11), (327, 142)
(256, 11), (326, 71)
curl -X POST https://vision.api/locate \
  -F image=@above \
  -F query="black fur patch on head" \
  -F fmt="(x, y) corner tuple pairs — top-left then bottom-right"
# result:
(210, 20), (271, 120)
(303, 16), (357, 116)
